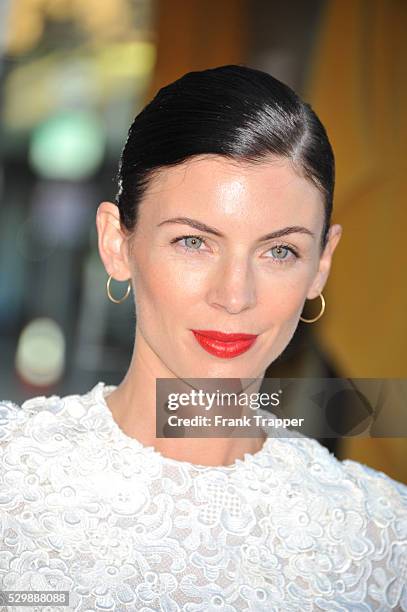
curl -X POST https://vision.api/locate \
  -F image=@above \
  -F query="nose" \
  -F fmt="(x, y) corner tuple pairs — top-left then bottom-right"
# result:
(207, 254), (257, 314)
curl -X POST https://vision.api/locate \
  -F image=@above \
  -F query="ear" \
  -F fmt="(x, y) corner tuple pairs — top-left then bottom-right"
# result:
(307, 223), (343, 298)
(96, 201), (132, 280)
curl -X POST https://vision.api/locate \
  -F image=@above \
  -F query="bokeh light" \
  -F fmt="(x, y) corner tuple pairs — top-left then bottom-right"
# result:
(15, 318), (66, 386)
(28, 110), (105, 180)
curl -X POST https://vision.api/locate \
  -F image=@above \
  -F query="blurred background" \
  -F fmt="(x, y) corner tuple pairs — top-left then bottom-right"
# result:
(0, 0), (406, 481)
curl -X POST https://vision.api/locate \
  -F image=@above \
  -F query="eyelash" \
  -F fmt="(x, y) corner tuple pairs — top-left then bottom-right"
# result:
(170, 234), (299, 264)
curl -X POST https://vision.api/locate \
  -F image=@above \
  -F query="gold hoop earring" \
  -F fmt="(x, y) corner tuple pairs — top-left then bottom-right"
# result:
(106, 274), (131, 304)
(300, 293), (325, 323)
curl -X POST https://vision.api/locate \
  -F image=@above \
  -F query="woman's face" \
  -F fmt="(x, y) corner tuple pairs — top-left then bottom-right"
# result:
(99, 155), (342, 379)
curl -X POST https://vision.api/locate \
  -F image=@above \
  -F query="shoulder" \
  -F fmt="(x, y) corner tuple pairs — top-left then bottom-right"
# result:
(0, 383), (112, 506)
(276, 435), (407, 546)
(0, 391), (73, 438)
(263, 430), (407, 521)
(282, 433), (407, 500)
(339, 454), (407, 521)
(0, 383), (105, 450)
(257, 409), (407, 508)
(0, 399), (29, 443)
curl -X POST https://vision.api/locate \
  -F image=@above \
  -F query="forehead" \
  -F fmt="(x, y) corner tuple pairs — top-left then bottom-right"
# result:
(139, 155), (324, 230)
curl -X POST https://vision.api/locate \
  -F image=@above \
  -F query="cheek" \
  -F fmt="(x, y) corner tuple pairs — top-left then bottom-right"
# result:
(133, 256), (206, 317)
(257, 273), (311, 322)
(258, 280), (307, 361)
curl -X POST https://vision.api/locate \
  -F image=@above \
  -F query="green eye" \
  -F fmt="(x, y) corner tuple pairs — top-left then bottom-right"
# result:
(267, 245), (299, 264)
(184, 236), (203, 250)
(171, 234), (207, 252)
(271, 246), (289, 259)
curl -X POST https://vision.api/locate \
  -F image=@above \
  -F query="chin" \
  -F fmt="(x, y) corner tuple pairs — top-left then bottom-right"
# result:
(182, 360), (263, 381)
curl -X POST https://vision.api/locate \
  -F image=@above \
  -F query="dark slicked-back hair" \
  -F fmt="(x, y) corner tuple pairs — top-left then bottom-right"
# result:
(116, 64), (334, 253)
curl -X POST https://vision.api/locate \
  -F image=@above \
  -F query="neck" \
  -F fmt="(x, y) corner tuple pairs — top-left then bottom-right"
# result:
(104, 331), (268, 467)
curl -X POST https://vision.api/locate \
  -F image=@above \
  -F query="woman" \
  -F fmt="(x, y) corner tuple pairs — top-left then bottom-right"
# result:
(1, 65), (406, 611)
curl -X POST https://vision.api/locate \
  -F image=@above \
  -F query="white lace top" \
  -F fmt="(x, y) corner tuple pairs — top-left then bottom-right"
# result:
(1, 381), (406, 611)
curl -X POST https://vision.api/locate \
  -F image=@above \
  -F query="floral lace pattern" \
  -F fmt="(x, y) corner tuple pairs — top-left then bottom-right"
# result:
(0, 381), (406, 611)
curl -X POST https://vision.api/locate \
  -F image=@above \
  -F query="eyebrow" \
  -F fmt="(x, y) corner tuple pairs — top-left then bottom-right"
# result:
(157, 216), (315, 241)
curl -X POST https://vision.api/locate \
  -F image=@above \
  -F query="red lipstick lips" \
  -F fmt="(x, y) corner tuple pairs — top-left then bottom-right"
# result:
(191, 329), (258, 359)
